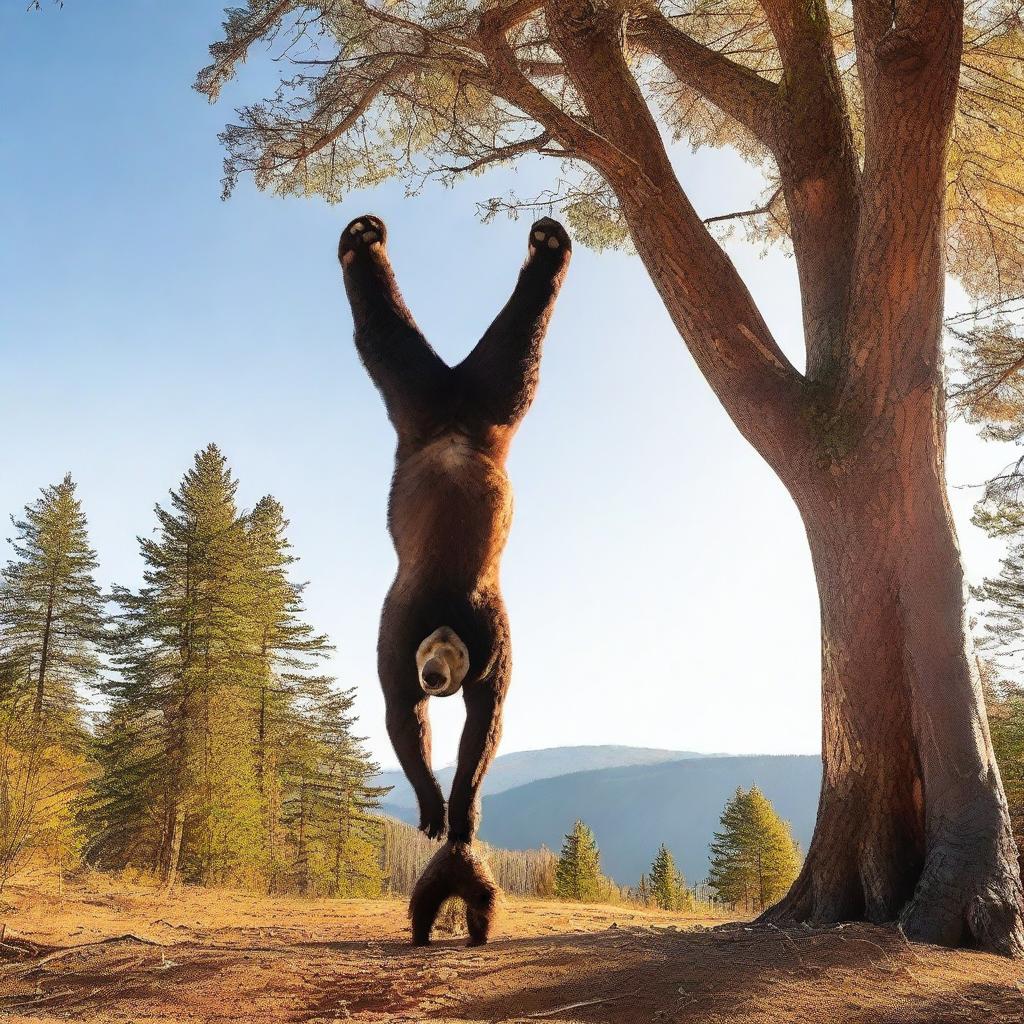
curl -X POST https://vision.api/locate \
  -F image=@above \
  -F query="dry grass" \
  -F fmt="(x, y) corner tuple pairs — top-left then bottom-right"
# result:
(0, 873), (1022, 1022)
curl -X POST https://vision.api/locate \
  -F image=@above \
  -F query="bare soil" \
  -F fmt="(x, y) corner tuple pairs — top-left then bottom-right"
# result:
(1, 874), (1022, 1022)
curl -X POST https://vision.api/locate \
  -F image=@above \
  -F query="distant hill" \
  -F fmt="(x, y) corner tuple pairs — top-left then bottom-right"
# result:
(375, 744), (720, 809)
(383, 753), (821, 886)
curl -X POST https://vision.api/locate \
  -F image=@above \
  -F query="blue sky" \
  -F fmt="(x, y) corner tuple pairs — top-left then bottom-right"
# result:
(2, 2), (1010, 770)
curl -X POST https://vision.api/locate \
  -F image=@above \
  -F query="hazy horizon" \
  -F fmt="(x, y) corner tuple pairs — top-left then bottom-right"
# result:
(3, 3), (1014, 774)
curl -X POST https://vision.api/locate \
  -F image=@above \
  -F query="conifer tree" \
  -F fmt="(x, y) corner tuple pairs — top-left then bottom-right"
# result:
(648, 843), (690, 911)
(708, 787), (801, 912)
(244, 495), (334, 885)
(93, 446), (263, 885)
(0, 475), (103, 884)
(633, 873), (650, 907)
(198, 0), (1024, 956)
(0, 475), (103, 732)
(554, 820), (603, 902)
(283, 683), (388, 896)
(89, 445), (387, 897)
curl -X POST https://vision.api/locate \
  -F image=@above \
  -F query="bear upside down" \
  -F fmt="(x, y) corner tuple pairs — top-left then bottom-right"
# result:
(339, 213), (571, 943)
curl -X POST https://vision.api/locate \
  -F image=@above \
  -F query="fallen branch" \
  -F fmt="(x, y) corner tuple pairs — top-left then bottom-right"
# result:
(527, 994), (625, 1018)
(3, 987), (77, 1009)
(16, 934), (168, 975)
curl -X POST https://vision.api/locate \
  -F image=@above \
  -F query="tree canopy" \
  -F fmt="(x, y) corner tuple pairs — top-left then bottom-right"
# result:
(196, 0), (1024, 303)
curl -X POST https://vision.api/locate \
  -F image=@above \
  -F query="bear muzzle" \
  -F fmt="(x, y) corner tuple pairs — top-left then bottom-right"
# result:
(416, 627), (470, 697)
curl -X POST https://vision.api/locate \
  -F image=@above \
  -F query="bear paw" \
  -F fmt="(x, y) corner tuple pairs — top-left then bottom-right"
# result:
(527, 217), (571, 261)
(339, 214), (386, 267)
(419, 798), (447, 840)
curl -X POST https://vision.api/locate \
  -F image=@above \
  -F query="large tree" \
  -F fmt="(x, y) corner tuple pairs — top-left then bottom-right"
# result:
(198, 0), (1024, 951)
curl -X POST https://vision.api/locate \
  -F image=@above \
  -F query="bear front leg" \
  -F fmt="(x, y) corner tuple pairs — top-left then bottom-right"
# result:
(386, 695), (447, 839)
(339, 214), (450, 437)
(447, 683), (504, 843)
(458, 217), (572, 428)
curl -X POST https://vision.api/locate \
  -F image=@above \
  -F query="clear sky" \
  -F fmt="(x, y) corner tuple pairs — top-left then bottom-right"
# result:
(2, 2), (1011, 771)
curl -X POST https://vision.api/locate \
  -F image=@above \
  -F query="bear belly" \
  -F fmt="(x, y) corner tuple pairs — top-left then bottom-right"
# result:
(389, 434), (513, 589)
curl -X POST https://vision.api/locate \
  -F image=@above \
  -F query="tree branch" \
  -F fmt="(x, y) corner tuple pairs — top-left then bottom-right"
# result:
(434, 131), (554, 177)
(627, 12), (780, 151)
(197, 1), (296, 102)
(842, 0), (965, 403)
(755, 0), (861, 381)
(287, 61), (412, 162)
(475, 9), (627, 174)
(703, 187), (783, 226)
(541, 0), (807, 466)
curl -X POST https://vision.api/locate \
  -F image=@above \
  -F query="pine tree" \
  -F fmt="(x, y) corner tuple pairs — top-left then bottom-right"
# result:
(648, 843), (690, 911)
(0, 475), (103, 885)
(244, 495), (334, 888)
(283, 683), (388, 896)
(88, 445), (388, 897)
(708, 787), (801, 913)
(633, 873), (650, 907)
(0, 475), (103, 732)
(92, 446), (263, 886)
(554, 820), (603, 902)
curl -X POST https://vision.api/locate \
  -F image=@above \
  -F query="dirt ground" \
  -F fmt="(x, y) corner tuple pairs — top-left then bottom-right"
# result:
(1, 875), (1023, 1023)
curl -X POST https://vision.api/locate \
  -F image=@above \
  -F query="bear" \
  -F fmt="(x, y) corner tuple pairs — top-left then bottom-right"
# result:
(338, 212), (571, 943)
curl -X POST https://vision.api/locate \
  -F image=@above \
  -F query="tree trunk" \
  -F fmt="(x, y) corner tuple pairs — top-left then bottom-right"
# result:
(761, 386), (1024, 954)
(160, 802), (184, 889)
(34, 586), (55, 723)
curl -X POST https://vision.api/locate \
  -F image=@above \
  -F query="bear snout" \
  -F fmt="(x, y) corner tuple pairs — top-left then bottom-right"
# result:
(421, 658), (449, 692)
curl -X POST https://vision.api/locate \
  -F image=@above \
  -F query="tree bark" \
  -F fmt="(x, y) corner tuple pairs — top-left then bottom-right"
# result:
(33, 585), (56, 723)
(160, 802), (184, 889)
(759, 382), (1024, 954)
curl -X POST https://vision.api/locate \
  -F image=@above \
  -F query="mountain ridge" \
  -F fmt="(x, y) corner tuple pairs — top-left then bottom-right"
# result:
(374, 743), (729, 809)
(381, 751), (822, 885)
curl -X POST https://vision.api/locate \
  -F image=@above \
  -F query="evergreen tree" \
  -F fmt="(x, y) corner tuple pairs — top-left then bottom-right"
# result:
(0, 475), (103, 885)
(554, 820), (603, 902)
(197, 0), (1024, 958)
(633, 873), (650, 907)
(708, 787), (801, 913)
(960, 487), (1024, 862)
(648, 843), (689, 911)
(88, 444), (387, 897)
(92, 446), (262, 885)
(283, 683), (388, 896)
(244, 495), (334, 887)
(0, 475), (103, 732)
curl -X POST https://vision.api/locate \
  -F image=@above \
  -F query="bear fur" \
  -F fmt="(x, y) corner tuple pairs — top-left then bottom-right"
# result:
(410, 841), (500, 946)
(339, 213), (571, 943)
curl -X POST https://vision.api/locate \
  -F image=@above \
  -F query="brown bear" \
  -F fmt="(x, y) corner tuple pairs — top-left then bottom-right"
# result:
(338, 213), (571, 943)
